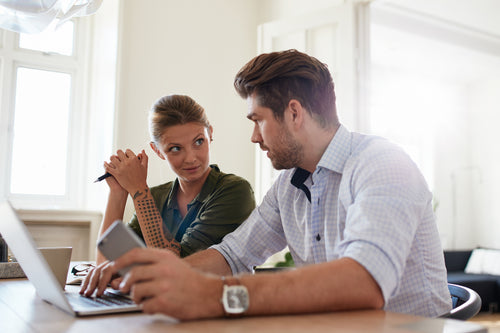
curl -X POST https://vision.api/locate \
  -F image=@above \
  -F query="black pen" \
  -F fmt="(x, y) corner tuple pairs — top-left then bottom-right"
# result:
(94, 172), (112, 183)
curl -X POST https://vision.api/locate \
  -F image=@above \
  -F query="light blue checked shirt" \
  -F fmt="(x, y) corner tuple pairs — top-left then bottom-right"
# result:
(212, 125), (451, 317)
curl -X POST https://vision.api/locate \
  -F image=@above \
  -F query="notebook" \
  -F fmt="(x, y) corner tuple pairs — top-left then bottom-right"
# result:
(0, 201), (142, 316)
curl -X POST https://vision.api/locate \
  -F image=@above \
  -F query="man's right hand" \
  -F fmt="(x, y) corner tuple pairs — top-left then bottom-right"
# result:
(79, 260), (123, 297)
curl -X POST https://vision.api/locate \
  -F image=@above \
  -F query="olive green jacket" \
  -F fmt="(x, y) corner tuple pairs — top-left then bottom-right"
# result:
(128, 165), (255, 257)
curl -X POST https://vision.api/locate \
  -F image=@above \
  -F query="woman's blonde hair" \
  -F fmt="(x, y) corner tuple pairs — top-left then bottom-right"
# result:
(149, 94), (210, 144)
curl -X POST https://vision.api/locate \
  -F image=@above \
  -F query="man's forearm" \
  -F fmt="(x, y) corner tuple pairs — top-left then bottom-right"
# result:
(184, 252), (384, 315)
(185, 256), (383, 319)
(184, 248), (232, 276)
(240, 257), (384, 316)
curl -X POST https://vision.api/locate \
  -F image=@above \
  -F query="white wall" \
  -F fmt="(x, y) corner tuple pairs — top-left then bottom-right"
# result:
(113, 0), (350, 221)
(381, 0), (500, 36)
(258, 0), (343, 22)
(86, 0), (120, 211)
(110, 0), (500, 251)
(470, 77), (500, 249)
(114, 0), (260, 220)
(360, 0), (500, 250)
(431, 82), (475, 249)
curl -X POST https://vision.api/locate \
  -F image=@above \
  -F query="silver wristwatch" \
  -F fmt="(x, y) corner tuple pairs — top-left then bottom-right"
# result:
(221, 276), (249, 317)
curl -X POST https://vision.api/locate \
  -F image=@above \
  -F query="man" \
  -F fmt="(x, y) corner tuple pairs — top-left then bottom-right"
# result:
(81, 49), (452, 320)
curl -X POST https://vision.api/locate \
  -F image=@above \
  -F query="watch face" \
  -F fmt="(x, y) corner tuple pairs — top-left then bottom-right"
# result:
(223, 285), (249, 314)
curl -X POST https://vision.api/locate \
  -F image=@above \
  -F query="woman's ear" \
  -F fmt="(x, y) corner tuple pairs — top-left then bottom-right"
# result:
(208, 125), (214, 142)
(150, 141), (166, 160)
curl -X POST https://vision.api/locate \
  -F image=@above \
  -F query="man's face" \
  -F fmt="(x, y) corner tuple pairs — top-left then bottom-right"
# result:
(246, 94), (302, 170)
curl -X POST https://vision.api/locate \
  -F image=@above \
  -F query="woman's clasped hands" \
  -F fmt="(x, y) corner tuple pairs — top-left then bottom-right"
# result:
(104, 149), (149, 195)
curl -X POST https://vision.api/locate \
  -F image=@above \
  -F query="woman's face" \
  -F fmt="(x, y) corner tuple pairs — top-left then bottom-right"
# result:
(151, 122), (212, 185)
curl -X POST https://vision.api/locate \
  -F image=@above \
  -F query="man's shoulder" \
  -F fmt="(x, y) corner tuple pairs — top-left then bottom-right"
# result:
(351, 132), (408, 161)
(347, 133), (427, 191)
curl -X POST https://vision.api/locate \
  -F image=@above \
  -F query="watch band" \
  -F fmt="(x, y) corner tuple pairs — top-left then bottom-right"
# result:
(222, 276), (241, 287)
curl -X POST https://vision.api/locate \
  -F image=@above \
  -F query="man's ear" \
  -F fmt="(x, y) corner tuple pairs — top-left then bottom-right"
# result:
(150, 141), (166, 160)
(287, 99), (305, 129)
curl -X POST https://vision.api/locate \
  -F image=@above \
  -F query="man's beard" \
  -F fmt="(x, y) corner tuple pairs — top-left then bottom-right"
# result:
(268, 125), (303, 170)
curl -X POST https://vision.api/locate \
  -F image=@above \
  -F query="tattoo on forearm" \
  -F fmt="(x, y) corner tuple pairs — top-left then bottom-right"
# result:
(133, 190), (144, 200)
(133, 188), (180, 254)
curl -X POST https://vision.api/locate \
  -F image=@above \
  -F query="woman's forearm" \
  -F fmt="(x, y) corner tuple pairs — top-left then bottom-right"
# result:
(131, 187), (181, 256)
(96, 191), (128, 264)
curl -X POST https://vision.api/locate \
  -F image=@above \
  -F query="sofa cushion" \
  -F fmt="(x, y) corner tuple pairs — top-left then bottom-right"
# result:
(465, 248), (500, 275)
(448, 272), (499, 284)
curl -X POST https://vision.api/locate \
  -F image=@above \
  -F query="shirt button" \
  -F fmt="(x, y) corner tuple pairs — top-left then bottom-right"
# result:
(316, 234), (321, 241)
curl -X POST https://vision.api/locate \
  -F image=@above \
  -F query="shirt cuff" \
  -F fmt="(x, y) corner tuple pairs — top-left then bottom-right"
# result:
(343, 241), (399, 305)
(209, 243), (240, 275)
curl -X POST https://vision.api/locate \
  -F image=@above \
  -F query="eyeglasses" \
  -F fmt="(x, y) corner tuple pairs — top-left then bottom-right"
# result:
(71, 263), (95, 276)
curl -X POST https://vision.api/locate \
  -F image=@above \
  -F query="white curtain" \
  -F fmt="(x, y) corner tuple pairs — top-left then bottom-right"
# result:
(0, 0), (101, 33)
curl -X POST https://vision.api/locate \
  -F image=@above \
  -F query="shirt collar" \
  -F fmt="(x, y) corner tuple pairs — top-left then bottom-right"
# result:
(291, 168), (311, 202)
(290, 124), (351, 200)
(196, 164), (221, 203)
(166, 164), (221, 210)
(317, 124), (351, 174)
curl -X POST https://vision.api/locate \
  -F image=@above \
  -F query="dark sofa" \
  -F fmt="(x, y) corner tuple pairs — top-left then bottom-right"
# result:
(444, 249), (500, 312)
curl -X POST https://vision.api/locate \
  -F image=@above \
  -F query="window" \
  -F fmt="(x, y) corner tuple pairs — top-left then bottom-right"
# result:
(11, 67), (72, 195)
(369, 4), (500, 249)
(0, 20), (89, 208)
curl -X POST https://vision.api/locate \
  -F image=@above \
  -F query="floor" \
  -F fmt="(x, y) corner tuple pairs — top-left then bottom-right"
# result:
(470, 313), (500, 332)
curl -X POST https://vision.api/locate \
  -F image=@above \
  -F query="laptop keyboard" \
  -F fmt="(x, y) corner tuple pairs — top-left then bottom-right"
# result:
(67, 291), (136, 308)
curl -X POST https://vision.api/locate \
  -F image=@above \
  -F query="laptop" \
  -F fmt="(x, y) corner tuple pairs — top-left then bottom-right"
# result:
(0, 201), (142, 316)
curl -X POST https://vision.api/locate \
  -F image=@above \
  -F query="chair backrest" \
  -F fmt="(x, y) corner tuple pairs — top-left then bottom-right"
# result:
(441, 283), (482, 320)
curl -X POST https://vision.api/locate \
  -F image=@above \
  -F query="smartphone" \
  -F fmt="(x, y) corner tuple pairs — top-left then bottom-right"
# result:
(97, 220), (146, 276)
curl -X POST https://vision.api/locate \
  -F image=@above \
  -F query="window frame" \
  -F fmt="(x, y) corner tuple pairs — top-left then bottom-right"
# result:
(0, 18), (91, 209)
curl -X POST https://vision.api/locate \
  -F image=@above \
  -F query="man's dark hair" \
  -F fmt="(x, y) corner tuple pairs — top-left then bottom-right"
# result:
(234, 49), (339, 128)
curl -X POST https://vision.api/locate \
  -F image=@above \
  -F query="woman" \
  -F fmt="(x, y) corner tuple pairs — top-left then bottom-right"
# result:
(96, 94), (255, 263)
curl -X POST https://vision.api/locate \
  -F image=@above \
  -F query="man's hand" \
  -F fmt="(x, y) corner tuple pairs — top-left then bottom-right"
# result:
(119, 248), (224, 319)
(79, 260), (123, 297)
(85, 248), (225, 320)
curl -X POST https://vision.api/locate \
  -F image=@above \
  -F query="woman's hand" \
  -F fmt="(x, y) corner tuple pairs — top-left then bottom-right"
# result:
(105, 149), (149, 195)
(103, 167), (127, 196)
